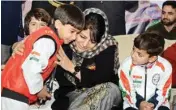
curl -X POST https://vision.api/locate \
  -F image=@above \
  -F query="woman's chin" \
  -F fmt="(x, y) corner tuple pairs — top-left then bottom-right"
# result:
(76, 48), (84, 53)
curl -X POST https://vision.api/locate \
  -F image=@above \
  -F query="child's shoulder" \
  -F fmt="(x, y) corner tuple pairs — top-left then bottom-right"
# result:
(157, 56), (172, 70)
(121, 56), (132, 67)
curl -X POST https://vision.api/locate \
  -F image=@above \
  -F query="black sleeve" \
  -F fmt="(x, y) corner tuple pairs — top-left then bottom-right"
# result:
(55, 44), (75, 87)
(78, 46), (117, 88)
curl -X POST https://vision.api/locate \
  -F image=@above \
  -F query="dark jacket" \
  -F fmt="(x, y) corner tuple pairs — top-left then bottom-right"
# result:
(55, 44), (118, 93)
(147, 22), (176, 40)
(52, 44), (118, 110)
(1, 1), (23, 45)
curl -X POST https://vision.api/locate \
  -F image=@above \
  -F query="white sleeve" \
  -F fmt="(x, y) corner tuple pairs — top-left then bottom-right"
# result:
(155, 62), (172, 109)
(118, 57), (137, 108)
(22, 38), (55, 94)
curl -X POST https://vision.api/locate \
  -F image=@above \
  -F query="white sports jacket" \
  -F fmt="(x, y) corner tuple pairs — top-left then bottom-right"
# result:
(118, 56), (172, 110)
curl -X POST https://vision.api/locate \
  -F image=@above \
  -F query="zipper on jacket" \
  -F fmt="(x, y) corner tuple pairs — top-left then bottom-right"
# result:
(144, 66), (147, 100)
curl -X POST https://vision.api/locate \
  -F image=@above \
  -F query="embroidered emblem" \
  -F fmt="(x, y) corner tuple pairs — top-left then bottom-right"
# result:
(29, 57), (39, 62)
(87, 63), (96, 70)
(133, 75), (142, 79)
(45, 30), (53, 34)
(152, 74), (160, 85)
(31, 51), (40, 56)
(133, 80), (142, 84)
(133, 75), (142, 88)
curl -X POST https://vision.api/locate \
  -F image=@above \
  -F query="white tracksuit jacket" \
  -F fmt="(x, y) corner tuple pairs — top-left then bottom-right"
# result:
(118, 56), (172, 110)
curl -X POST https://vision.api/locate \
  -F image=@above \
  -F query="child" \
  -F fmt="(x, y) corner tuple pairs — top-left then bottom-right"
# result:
(1, 8), (51, 70)
(118, 32), (172, 110)
(1, 7), (51, 70)
(11, 8), (51, 58)
(1, 4), (85, 110)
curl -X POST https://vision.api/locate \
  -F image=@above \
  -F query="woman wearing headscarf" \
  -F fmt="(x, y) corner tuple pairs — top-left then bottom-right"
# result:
(52, 8), (121, 110)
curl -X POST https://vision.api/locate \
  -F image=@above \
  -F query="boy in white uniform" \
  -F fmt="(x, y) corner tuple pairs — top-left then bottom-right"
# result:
(118, 32), (172, 110)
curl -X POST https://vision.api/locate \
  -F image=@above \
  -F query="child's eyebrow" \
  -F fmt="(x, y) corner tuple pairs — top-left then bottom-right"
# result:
(71, 27), (79, 32)
(30, 21), (37, 23)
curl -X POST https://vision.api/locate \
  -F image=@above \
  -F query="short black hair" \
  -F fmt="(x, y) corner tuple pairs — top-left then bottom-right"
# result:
(134, 32), (165, 57)
(54, 4), (85, 30)
(162, 1), (176, 9)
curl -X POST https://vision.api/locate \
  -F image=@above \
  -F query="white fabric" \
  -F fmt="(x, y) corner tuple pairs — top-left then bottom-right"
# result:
(1, 97), (29, 110)
(22, 38), (55, 94)
(29, 80), (59, 110)
(119, 56), (172, 110)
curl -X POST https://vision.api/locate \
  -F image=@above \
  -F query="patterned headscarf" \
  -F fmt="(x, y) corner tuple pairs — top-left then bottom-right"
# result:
(70, 8), (120, 75)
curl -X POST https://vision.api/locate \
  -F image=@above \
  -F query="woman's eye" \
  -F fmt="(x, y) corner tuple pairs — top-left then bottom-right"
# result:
(81, 35), (86, 39)
(31, 23), (36, 26)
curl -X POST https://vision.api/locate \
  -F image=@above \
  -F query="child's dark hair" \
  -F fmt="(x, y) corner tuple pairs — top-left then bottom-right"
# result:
(24, 8), (51, 35)
(162, 1), (176, 9)
(84, 13), (105, 43)
(54, 4), (85, 30)
(134, 32), (165, 57)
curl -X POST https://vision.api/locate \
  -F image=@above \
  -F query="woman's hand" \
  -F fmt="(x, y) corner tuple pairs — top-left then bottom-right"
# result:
(55, 46), (75, 73)
(12, 41), (25, 58)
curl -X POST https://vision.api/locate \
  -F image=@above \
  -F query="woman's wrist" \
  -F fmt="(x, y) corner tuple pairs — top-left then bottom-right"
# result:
(70, 65), (81, 75)
(69, 64), (75, 73)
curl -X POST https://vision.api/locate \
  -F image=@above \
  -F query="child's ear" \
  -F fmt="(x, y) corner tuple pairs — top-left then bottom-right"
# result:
(54, 20), (62, 30)
(149, 56), (157, 63)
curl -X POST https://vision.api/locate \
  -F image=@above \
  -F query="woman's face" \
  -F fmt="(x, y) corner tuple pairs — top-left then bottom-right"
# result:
(29, 17), (48, 34)
(75, 29), (96, 52)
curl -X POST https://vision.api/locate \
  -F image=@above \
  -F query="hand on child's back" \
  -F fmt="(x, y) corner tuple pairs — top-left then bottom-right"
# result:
(12, 41), (25, 58)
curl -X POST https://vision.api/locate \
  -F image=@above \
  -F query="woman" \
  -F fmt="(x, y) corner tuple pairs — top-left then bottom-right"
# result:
(52, 8), (121, 110)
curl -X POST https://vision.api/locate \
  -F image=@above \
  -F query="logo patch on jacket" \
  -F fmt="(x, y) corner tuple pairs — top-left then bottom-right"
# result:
(29, 57), (39, 62)
(133, 75), (142, 79)
(86, 63), (96, 70)
(152, 74), (160, 85)
(133, 75), (142, 88)
(30, 51), (40, 62)
(31, 51), (40, 56)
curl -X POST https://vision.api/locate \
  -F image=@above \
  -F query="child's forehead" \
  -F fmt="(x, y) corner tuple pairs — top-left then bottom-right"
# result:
(30, 16), (41, 22)
(134, 46), (148, 54)
(30, 17), (47, 23)
(65, 24), (80, 32)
